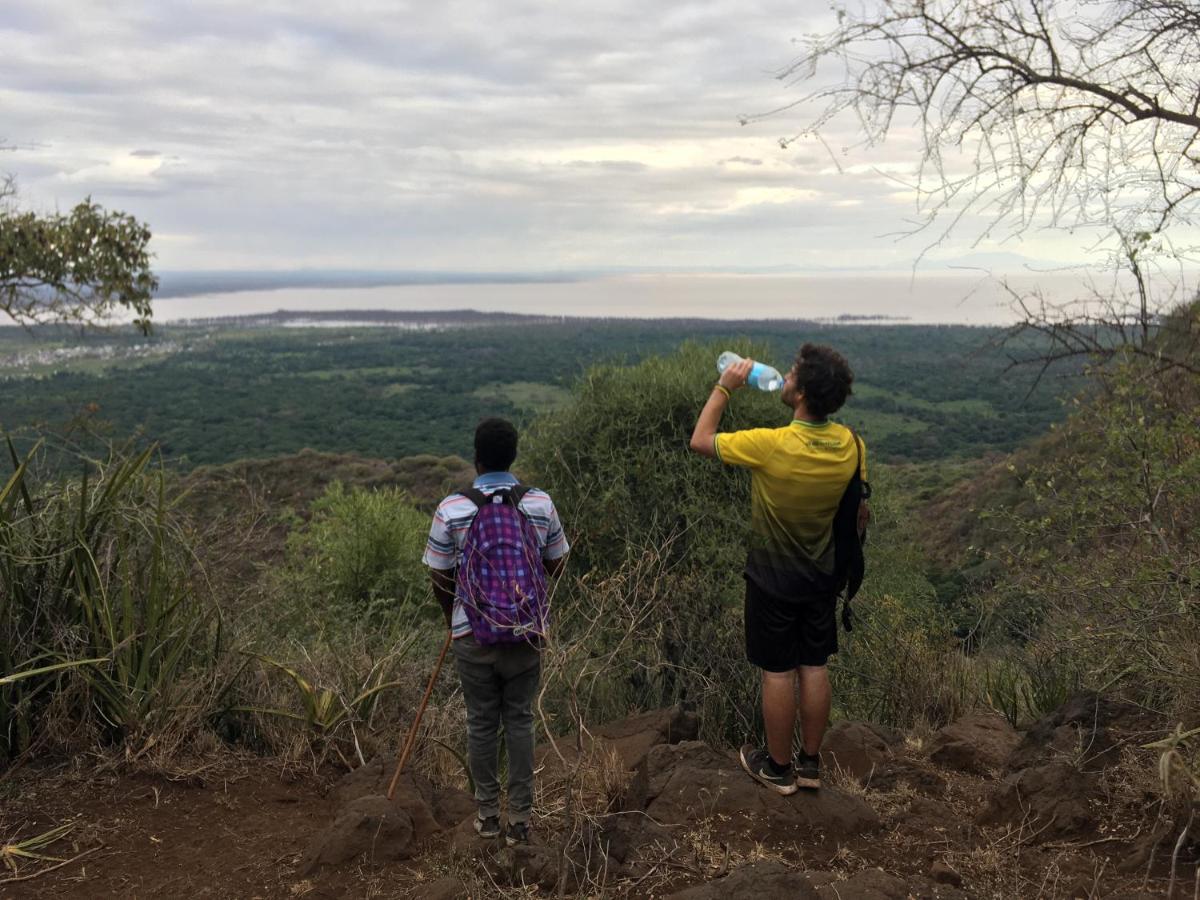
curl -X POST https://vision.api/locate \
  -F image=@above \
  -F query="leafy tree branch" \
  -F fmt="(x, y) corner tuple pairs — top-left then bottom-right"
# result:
(1, 192), (158, 333)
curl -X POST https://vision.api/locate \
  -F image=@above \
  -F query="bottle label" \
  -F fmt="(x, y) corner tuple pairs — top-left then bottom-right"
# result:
(749, 362), (764, 385)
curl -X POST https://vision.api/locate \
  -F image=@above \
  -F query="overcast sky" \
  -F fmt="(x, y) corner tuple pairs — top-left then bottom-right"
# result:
(2, 0), (1091, 273)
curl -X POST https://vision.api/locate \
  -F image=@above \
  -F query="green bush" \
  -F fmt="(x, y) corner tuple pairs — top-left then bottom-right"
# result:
(521, 342), (784, 738)
(205, 482), (441, 763)
(272, 482), (434, 638)
(523, 340), (782, 576)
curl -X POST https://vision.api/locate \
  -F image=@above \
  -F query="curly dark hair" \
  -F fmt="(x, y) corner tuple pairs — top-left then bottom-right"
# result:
(792, 343), (854, 418)
(475, 417), (519, 471)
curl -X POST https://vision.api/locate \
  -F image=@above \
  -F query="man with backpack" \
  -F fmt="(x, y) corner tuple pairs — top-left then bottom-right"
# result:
(689, 344), (869, 795)
(423, 417), (569, 845)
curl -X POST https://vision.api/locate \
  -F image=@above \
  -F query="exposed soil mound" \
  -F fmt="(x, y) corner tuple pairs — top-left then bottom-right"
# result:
(537, 704), (701, 772)
(666, 859), (821, 899)
(977, 760), (1101, 841)
(820, 720), (902, 782)
(1007, 690), (1157, 773)
(928, 711), (1021, 774)
(625, 741), (881, 843)
(301, 761), (475, 873)
(589, 705), (701, 769)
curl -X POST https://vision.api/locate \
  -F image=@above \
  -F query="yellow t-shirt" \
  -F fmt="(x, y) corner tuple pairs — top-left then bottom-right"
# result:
(715, 419), (866, 597)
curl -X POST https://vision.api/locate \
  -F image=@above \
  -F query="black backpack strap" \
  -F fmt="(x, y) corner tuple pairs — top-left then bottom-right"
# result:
(853, 430), (872, 500)
(841, 432), (864, 633)
(458, 483), (534, 511)
(458, 486), (490, 508)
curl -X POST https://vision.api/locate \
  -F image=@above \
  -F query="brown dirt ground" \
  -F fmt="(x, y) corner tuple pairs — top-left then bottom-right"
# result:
(1, 742), (1194, 899)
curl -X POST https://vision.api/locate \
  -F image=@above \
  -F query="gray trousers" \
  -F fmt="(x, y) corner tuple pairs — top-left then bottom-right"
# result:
(452, 634), (541, 823)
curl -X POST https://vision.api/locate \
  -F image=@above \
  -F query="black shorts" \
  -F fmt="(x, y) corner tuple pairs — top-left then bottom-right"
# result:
(744, 575), (838, 671)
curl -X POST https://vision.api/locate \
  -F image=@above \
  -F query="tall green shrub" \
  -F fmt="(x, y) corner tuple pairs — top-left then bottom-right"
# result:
(0, 441), (219, 757)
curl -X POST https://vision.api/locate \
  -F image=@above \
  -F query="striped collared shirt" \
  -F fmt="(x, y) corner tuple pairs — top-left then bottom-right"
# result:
(423, 471), (569, 638)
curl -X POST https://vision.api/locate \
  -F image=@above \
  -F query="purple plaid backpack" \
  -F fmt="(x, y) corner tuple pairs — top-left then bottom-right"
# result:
(455, 485), (549, 645)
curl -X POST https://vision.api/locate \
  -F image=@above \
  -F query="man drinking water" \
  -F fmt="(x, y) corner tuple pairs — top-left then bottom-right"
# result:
(689, 344), (868, 794)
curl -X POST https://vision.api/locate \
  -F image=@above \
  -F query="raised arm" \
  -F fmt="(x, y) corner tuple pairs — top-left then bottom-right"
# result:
(689, 357), (752, 457)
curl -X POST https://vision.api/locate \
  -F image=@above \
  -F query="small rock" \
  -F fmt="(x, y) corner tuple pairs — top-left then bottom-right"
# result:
(495, 842), (563, 890)
(599, 814), (671, 864)
(930, 860), (963, 887)
(592, 705), (701, 770)
(449, 815), (499, 860)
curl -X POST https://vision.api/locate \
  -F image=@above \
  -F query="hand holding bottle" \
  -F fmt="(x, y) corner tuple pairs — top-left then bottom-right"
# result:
(718, 355), (754, 391)
(717, 351), (784, 392)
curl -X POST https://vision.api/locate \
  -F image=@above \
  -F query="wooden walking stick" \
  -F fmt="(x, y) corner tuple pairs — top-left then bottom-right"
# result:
(387, 630), (453, 800)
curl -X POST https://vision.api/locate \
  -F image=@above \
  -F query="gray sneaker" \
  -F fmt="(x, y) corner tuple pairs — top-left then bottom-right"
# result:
(474, 814), (501, 839)
(505, 820), (531, 846)
(739, 744), (798, 796)
(794, 751), (821, 790)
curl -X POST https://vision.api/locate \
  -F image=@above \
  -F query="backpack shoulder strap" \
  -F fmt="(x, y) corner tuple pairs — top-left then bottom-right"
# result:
(459, 484), (535, 510)
(458, 487), (489, 509)
(851, 429), (872, 498)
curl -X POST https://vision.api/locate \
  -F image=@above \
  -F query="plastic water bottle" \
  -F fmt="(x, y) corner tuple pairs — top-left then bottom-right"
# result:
(717, 351), (784, 392)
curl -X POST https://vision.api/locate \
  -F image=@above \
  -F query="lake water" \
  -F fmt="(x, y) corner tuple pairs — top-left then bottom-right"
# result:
(150, 271), (1112, 326)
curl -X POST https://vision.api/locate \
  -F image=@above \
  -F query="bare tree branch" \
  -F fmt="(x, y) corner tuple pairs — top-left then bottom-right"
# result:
(759, 0), (1200, 243)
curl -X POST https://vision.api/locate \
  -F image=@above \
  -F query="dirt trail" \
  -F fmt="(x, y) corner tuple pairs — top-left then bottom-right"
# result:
(2, 767), (353, 899)
(2, 697), (1196, 898)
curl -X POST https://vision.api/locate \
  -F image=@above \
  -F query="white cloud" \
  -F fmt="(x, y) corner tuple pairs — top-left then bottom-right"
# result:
(0, 0), (1089, 272)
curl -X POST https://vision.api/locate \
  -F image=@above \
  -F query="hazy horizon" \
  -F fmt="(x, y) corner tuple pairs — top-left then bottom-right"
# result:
(146, 270), (1142, 327)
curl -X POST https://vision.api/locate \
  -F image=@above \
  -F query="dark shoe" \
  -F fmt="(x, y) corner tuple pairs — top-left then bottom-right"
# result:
(505, 820), (531, 846)
(474, 814), (501, 839)
(795, 751), (821, 790)
(739, 744), (798, 796)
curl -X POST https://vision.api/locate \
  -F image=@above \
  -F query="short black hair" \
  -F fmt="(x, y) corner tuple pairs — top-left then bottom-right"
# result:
(793, 343), (854, 418)
(474, 417), (519, 471)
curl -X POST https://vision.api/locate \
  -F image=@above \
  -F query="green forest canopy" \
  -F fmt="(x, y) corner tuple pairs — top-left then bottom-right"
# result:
(0, 318), (1078, 466)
